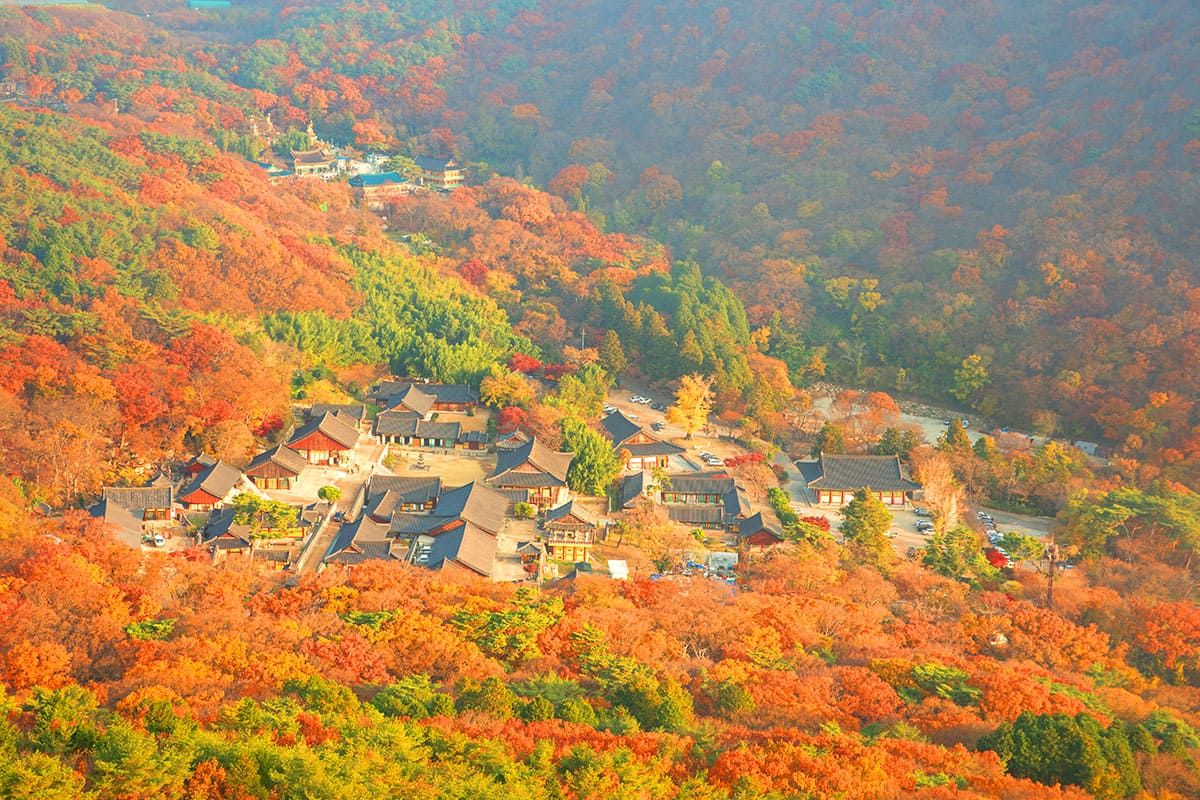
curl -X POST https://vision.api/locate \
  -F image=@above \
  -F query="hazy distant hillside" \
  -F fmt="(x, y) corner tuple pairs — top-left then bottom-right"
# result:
(436, 0), (1200, 460)
(3, 0), (1200, 474)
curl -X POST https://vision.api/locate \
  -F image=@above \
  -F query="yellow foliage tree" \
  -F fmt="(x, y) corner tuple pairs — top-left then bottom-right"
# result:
(667, 373), (715, 440)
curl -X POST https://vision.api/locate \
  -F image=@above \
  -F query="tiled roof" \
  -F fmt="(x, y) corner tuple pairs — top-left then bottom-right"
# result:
(489, 438), (572, 485)
(367, 475), (442, 506)
(666, 473), (738, 496)
(376, 413), (461, 441)
(288, 411), (360, 450)
(423, 522), (496, 577)
(369, 380), (479, 405)
(413, 420), (462, 440)
(494, 487), (530, 505)
(544, 499), (598, 529)
(374, 411), (420, 436)
(601, 410), (642, 444)
(291, 149), (334, 165)
(737, 511), (783, 539)
(181, 462), (244, 502)
(622, 440), (686, 457)
(667, 505), (726, 525)
(388, 385), (436, 418)
(201, 508), (251, 545)
(433, 482), (508, 535)
(618, 472), (650, 508)
(90, 499), (143, 537)
(101, 485), (173, 510)
(389, 513), (446, 536)
(415, 155), (459, 171)
(309, 403), (366, 421)
(488, 471), (560, 488)
(185, 453), (217, 472)
(459, 430), (490, 444)
(324, 517), (394, 564)
(805, 454), (922, 492)
(245, 444), (308, 477)
(726, 489), (752, 518)
(601, 411), (685, 457)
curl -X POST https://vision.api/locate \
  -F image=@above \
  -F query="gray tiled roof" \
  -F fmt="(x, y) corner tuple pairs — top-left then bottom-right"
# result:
(367, 475), (442, 506)
(618, 472), (650, 508)
(309, 403), (366, 421)
(667, 505), (726, 525)
(411, 420), (462, 440)
(90, 499), (143, 537)
(433, 482), (508, 535)
(288, 411), (360, 450)
(180, 462), (244, 503)
(201, 508), (251, 546)
(389, 513), (446, 536)
(375, 410), (420, 436)
(414, 155), (459, 172)
(370, 380), (479, 406)
(490, 438), (572, 486)
(388, 385), (436, 418)
(726, 489), (752, 517)
(601, 410), (642, 444)
(185, 453), (218, 472)
(622, 441), (686, 457)
(102, 485), (173, 510)
(324, 517), (394, 564)
(423, 522), (496, 577)
(738, 512), (783, 540)
(494, 487), (530, 505)
(601, 411), (685, 457)
(544, 499), (598, 529)
(245, 444), (309, 477)
(805, 454), (921, 492)
(667, 473), (737, 496)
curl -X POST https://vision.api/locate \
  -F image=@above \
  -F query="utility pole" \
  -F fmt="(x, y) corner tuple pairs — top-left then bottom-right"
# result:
(1044, 542), (1061, 609)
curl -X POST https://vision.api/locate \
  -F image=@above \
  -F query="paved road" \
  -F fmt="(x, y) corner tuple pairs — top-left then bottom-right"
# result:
(295, 435), (386, 573)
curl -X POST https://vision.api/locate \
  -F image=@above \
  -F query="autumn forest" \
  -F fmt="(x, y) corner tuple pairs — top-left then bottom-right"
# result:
(1, 0), (1200, 797)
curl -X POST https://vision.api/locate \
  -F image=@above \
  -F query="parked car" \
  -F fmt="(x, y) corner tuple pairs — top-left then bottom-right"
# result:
(976, 511), (993, 522)
(651, 421), (665, 431)
(630, 395), (646, 403)
(603, 404), (616, 414)
(914, 507), (933, 517)
(915, 521), (934, 533)
(652, 402), (669, 411)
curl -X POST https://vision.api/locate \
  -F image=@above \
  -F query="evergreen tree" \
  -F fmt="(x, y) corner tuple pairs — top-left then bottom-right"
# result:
(939, 419), (971, 451)
(562, 417), (621, 495)
(839, 488), (894, 574)
(812, 422), (846, 457)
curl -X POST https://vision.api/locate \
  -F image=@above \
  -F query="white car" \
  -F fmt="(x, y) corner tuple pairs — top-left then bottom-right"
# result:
(630, 395), (646, 403)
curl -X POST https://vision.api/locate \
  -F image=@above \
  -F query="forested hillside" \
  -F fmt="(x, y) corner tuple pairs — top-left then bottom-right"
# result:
(2, 1), (1200, 797)
(3, 508), (1200, 799)
(5, 2), (1200, 474)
